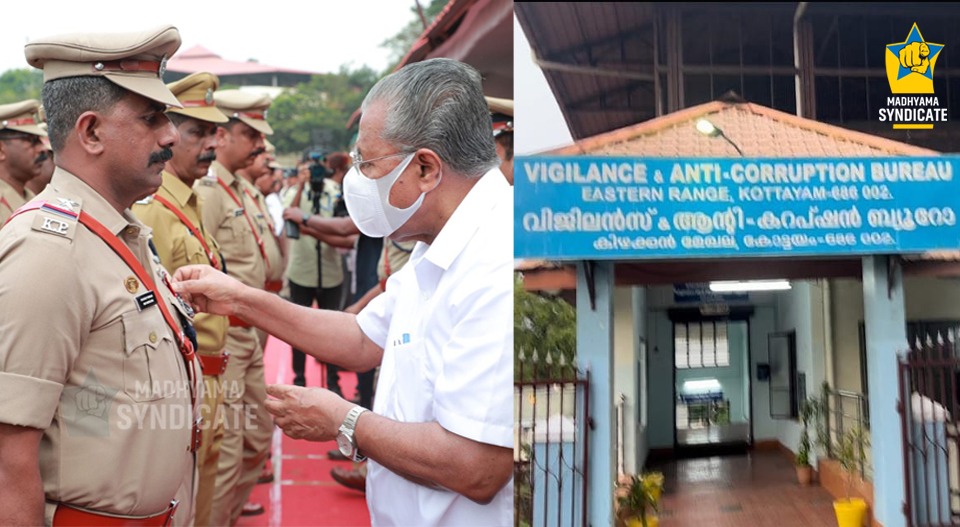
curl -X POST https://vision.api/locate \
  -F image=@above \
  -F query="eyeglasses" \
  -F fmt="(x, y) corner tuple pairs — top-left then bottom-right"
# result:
(349, 150), (412, 177)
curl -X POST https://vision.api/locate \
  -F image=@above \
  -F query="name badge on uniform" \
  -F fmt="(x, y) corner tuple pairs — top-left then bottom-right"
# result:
(135, 291), (158, 312)
(233, 208), (245, 218)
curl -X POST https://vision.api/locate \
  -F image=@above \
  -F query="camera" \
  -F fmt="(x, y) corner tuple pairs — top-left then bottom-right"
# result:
(306, 151), (332, 192)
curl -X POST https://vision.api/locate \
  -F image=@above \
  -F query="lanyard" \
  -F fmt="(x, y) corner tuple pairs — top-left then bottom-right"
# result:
(6, 203), (198, 411)
(242, 187), (281, 246)
(215, 177), (271, 275)
(0, 195), (10, 213)
(151, 194), (221, 271)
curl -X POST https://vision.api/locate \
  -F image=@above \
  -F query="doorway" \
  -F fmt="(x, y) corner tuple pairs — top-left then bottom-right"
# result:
(673, 317), (752, 452)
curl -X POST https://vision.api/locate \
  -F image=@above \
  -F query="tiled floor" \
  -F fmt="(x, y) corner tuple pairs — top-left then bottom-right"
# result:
(649, 451), (838, 526)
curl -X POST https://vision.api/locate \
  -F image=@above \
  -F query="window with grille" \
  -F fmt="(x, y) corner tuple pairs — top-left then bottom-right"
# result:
(675, 321), (730, 369)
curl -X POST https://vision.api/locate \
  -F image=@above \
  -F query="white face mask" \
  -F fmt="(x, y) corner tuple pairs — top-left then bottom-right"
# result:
(343, 153), (438, 238)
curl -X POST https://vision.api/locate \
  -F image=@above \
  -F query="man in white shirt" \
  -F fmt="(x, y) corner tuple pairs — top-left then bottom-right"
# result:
(172, 57), (513, 526)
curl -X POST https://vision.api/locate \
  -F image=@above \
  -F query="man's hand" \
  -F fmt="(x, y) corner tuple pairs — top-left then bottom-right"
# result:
(282, 207), (306, 223)
(899, 41), (931, 74)
(171, 265), (246, 317)
(297, 165), (310, 187)
(265, 384), (353, 442)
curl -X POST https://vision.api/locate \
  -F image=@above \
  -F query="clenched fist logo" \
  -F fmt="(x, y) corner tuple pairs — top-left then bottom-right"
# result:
(899, 41), (931, 75)
(76, 383), (108, 417)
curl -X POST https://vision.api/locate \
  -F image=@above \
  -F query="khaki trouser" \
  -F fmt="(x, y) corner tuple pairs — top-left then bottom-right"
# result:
(209, 327), (272, 526)
(172, 461), (197, 527)
(194, 371), (226, 527)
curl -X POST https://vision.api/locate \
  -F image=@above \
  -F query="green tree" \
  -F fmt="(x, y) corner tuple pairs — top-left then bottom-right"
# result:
(380, 0), (449, 70)
(514, 273), (577, 381)
(0, 69), (43, 104)
(269, 65), (380, 156)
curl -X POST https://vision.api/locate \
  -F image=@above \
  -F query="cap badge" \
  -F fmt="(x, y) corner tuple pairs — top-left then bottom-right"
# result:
(158, 56), (167, 78)
(205, 88), (214, 105)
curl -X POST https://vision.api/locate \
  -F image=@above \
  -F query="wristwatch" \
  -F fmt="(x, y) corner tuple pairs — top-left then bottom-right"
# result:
(301, 212), (311, 226)
(336, 406), (368, 462)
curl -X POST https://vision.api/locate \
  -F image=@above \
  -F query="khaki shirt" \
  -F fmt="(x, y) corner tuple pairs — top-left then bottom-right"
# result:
(237, 176), (284, 285)
(0, 168), (199, 521)
(378, 238), (416, 281)
(132, 171), (228, 357)
(194, 161), (266, 289)
(0, 177), (35, 225)
(283, 180), (344, 289)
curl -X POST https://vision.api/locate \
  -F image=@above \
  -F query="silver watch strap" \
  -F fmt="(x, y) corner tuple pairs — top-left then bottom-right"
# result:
(343, 405), (367, 432)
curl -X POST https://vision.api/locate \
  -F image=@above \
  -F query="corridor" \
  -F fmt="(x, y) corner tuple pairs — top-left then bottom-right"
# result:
(651, 450), (839, 526)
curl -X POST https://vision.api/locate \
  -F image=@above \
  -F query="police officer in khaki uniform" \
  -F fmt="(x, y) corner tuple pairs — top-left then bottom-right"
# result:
(0, 26), (200, 526)
(0, 99), (48, 225)
(131, 71), (230, 527)
(236, 147), (285, 298)
(486, 96), (514, 185)
(193, 89), (274, 524)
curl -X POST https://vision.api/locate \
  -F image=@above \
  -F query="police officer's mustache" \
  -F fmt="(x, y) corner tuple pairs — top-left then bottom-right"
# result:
(249, 147), (265, 158)
(148, 147), (174, 166)
(197, 151), (217, 163)
(34, 151), (49, 164)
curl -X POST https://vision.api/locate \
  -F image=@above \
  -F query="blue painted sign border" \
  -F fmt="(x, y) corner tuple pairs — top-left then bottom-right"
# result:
(515, 156), (960, 260)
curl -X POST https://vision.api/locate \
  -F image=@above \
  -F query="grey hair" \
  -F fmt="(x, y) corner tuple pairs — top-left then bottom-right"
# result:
(362, 58), (498, 178)
(41, 77), (127, 153)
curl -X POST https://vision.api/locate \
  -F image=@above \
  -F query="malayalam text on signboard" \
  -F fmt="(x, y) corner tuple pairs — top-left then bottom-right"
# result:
(514, 156), (960, 260)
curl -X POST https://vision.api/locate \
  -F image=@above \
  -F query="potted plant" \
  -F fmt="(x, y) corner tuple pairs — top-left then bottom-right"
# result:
(795, 432), (814, 485)
(833, 427), (870, 527)
(795, 396), (822, 485)
(616, 471), (664, 527)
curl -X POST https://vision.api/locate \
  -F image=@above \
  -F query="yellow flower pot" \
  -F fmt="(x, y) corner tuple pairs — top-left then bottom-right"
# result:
(648, 487), (662, 503)
(625, 517), (659, 527)
(833, 498), (867, 527)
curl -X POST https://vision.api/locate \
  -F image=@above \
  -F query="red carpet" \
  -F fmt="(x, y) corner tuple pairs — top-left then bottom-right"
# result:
(236, 337), (371, 527)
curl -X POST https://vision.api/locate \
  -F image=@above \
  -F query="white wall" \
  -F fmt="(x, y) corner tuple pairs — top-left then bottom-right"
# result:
(633, 288), (649, 470)
(612, 287), (637, 474)
(832, 276), (960, 393)
(751, 306), (779, 441)
(645, 309), (675, 449)
(773, 281), (828, 457)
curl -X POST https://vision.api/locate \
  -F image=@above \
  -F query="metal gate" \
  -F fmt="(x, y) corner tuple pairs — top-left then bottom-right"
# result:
(898, 332), (960, 526)
(515, 358), (589, 527)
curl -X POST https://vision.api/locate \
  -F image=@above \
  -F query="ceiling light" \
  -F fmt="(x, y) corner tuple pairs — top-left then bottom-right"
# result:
(709, 280), (792, 292)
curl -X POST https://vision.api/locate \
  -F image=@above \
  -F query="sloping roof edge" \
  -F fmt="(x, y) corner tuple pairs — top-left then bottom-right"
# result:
(543, 100), (939, 157)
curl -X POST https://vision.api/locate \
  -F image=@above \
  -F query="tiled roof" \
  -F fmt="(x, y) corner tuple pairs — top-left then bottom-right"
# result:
(545, 100), (939, 157)
(166, 45), (320, 76)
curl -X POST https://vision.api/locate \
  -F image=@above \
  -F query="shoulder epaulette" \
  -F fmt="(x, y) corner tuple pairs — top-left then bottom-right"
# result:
(29, 198), (82, 240)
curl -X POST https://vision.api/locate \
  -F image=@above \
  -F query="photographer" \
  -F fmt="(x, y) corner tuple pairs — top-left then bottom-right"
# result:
(282, 152), (353, 390)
